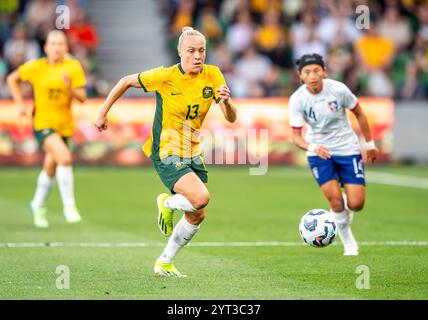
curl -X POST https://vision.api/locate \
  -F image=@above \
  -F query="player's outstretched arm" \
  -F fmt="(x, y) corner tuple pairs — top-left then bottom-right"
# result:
(291, 128), (332, 159)
(350, 103), (379, 163)
(218, 85), (237, 123)
(6, 71), (28, 118)
(94, 73), (141, 132)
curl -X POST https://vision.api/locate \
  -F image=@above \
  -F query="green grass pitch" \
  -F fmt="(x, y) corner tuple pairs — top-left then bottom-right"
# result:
(0, 165), (427, 299)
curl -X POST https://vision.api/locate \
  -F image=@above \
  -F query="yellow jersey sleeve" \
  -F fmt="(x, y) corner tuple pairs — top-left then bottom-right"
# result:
(138, 66), (167, 92)
(70, 60), (86, 88)
(212, 66), (227, 104)
(17, 59), (39, 83)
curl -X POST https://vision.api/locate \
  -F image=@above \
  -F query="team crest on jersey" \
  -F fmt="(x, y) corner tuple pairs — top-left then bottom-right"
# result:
(202, 86), (213, 99)
(175, 162), (184, 170)
(327, 100), (339, 112)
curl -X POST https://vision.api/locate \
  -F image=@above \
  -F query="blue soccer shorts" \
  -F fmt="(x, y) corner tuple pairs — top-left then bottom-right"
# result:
(307, 154), (366, 187)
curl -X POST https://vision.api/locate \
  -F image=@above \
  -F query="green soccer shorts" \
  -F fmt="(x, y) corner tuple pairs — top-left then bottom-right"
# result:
(33, 128), (70, 147)
(152, 155), (208, 193)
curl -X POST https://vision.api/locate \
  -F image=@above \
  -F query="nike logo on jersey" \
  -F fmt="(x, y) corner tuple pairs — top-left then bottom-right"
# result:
(171, 92), (182, 96)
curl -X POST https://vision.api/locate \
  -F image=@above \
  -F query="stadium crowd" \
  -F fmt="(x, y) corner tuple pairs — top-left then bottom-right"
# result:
(1, 0), (428, 100)
(160, 0), (428, 99)
(0, 0), (100, 98)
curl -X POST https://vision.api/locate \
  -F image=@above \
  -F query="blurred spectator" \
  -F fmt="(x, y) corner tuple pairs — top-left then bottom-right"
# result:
(3, 23), (40, 70)
(379, 6), (411, 51)
(234, 44), (273, 97)
(167, 0), (196, 53)
(290, 9), (323, 58)
(63, 0), (99, 97)
(62, 0), (87, 23)
(25, 0), (56, 43)
(0, 0), (20, 48)
(327, 37), (354, 82)
(226, 9), (255, 56)
(354, 22), (395, 71)
(254, 10), (285, 57)
(249, 0), (283, 23)
(66, 10), (99, 53)
(195, 6), (225, 50)
(282, 0), (305, 19)
(267, 34), (294, 69)
(416, 3), (428, 42)
(401, 32), (428, 99)
(170, 0), (195, 36)
(262, 65), (285, 96)
(316, 3), (361, 46)
(0, 52), (8, 98)
(293, 26), (328, 59)
(206, 42), (235, 75)
(220, 0), (250, 22)
(354, 22), (396, 97)
(367, 69), (395, 97)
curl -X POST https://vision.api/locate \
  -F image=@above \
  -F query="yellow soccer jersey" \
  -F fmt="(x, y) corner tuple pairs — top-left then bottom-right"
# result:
(18, 57), (86, 137)
(138, 63), (226, 160)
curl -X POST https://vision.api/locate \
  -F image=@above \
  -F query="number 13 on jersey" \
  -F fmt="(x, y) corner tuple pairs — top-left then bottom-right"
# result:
(186, 104), (199, 120)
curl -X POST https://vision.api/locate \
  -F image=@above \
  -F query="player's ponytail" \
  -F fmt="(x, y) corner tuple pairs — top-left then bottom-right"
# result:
(177, 26), (206, 51)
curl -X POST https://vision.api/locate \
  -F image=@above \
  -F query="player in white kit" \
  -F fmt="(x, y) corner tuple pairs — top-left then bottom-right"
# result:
(289, 54), (379, 256)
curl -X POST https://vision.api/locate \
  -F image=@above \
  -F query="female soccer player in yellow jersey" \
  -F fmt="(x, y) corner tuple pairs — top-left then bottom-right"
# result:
(94, 27), (237, 277)
(7, 30), (86, 228)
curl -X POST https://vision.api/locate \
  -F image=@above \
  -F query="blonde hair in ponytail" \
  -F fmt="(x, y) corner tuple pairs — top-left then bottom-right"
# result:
(177, 26), (206, 51)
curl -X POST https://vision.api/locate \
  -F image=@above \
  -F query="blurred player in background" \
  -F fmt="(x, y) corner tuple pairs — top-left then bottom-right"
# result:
(289, 53), (379, 256)
(7, 30), (87, 228)
(94, 27), (237, 277)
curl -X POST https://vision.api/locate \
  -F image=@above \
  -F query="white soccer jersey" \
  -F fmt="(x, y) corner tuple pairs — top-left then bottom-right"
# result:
(289, 79), (361, 156)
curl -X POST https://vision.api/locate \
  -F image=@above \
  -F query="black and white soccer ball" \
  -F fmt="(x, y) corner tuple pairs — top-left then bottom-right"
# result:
(299, 209), (336, 248)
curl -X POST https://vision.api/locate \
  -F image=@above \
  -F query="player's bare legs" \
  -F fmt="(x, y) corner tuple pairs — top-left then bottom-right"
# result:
(29, 152), (57, 228)
(43, 133), (81, 223)
(320, 180), (358, 255)
(32, 153), (56, 208)
(155, 173), (209, 276)
(43, 152), (57, 178)
(343, 184), (365, 212)
(185, 208), (206, 225)
(43, 134), (72, 166)
(157, 172), (208, 235)
(343, 184), (365, 225)
(173, 173), (210, 211)
(320, 180), (344, 212)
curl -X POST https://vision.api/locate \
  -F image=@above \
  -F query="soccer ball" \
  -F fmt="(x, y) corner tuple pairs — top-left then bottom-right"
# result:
(299, 209), (337, 248)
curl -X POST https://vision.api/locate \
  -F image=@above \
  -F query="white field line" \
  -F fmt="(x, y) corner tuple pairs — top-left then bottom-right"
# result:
(0, 241), (427, 248)
(367, 171), (428, 189)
